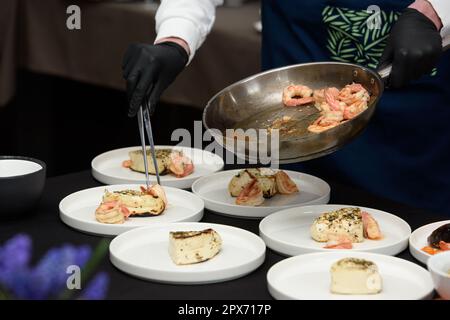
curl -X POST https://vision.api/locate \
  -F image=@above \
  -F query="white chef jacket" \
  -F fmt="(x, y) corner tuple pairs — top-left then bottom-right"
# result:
(154, 0), (450, 62)
(155, 0), (223, 63)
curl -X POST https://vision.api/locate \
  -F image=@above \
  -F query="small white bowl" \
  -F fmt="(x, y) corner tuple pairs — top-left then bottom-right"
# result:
(427, 251), (450, 300)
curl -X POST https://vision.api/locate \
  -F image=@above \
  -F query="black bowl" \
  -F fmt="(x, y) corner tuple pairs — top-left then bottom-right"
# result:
(0, 156), (46, 219)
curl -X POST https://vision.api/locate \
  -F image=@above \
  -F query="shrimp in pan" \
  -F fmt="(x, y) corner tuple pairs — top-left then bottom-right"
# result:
(282, 85), (314, 107)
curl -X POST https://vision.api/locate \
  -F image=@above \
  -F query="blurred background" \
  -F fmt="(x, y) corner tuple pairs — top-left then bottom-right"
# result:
(0, 0), (261, 176)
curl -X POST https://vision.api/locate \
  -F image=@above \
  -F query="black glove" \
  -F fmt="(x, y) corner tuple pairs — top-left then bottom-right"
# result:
(378, 8), (442, 88)
(122, 42), (188, 117)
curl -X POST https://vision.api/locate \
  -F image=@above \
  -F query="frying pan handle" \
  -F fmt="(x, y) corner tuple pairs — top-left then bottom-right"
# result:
(377, 35), (450, 80)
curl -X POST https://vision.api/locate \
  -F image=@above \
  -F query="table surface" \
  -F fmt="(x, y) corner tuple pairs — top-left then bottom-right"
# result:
(0, 169), (446, 299)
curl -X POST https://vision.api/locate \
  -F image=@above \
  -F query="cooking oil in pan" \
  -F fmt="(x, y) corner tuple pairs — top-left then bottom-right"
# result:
(233, 103), (320, 139)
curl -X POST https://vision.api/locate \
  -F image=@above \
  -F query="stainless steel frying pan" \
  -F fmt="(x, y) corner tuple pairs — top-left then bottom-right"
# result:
(203, 38), (450, 164)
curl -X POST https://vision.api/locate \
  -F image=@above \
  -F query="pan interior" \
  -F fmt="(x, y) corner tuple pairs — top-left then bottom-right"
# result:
(203, 62), (383, 162)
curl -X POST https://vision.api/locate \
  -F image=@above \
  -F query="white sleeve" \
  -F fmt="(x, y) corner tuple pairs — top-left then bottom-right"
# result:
(155, 0), (223, 63)
(428, 0), (450, 38)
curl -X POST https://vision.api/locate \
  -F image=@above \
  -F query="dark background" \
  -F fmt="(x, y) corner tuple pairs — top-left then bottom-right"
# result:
(0, 71), (202, 177)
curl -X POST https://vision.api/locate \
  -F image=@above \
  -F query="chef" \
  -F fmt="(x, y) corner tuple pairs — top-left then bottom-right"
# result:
(122, 0), (450, 215)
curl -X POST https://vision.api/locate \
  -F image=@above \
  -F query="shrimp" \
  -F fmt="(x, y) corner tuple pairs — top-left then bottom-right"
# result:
(282, 85), (314, 107)
(307, 110), (344, 133)
(284, 82), (370, 134)
(274, 171), (299, 194)
(361, 211), (382, 240)
(343, 100), (368, 120)
(324, 235), (353, 249)
(168, 151), (194, 178)
(325, 87), (345, 112)
(236, 179), (264, 206)
(122, 160), (132, 168)
(338, 83), (370, 106)
(95, 200), (130, 224)
(312, 89), (326, 107)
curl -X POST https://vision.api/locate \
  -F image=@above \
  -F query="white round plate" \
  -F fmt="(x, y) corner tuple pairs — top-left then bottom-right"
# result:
(409, 220), (450, 264)
(259, 205), (411, 256)
(59, 184), (204, 236)
(191, 170), (330, 219)
(110, 222), (266, 284)
(267, 251), (434, 300)
(91, 146), (224, 189)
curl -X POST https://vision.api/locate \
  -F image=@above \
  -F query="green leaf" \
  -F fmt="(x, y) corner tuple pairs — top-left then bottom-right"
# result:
(356, 11), (370, 17)
(336, 7), (351, 24)
(349, 15), (368, 22)
(324, 14), (340, 23)
(340, 47), (357, 53)
(327, 45), (337, 56)
(330, 21), (348, 27)
(337, 38), (347, 54)
(364, 34), (389, 50)
(322, 6), (331, 17)
(381, 22), (389, 36)
(331, 56), (349, 62)
(364, 27), (370, 46)
(328, 29), (337, 46)
(372, 25), (380, 40)
(369, 56), (380, 64)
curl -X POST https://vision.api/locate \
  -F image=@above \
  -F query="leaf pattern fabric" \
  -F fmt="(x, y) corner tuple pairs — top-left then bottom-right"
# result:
(323, 6), (399, 69)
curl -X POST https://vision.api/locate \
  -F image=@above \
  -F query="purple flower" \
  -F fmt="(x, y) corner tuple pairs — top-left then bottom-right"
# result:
(0, 234), (31, 273)
(81, 272), (109, 300)
(0, 234), (32, 290)
(0, 234), (109, 300)
(32, 244), (92, 297)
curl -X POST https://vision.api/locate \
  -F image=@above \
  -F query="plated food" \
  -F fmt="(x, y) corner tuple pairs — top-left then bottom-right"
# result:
(330, 258), (382, 295)
(409, 220), (450, 264)
(310, 207), (382, 249)
(267, 252), (434, 300)
(122, 148), (194, 178)
(169, 229), (222, 265)
(59, 184), (204, 236)
(91, 146), (224, 189)
(95, 185), (167, 224)
(421, 223), (450, 255)
(281, 83), (370, 133)
(259, 205), (410, 256)
(192, 169), (330, 218)
(109, 222), (266, 284)
(228, 168), (299, 206)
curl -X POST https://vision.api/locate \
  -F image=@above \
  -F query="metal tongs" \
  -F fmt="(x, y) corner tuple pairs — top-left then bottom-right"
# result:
(137, 97), (161, 188)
